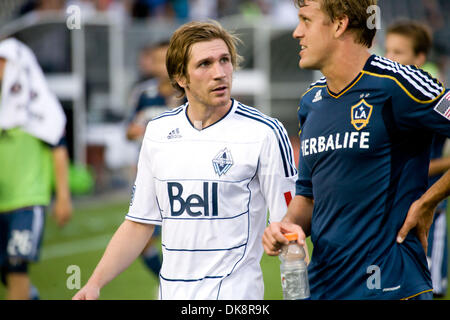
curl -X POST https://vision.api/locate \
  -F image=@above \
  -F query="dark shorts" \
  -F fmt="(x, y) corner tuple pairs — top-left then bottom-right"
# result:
(0, 206), (46, 268)
(153, 225), (161, 237)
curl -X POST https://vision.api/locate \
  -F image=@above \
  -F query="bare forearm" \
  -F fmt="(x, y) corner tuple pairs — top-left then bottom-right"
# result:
(263, 195), (313, 256)
(429, 157), (450, 177)
(421, 169), (450, 209)
(87, 220), (154, 289)
(51, 146), (72, 226)
(282, 195), (313, 236)
(52, 146), (71, 201)
(397, 170), (450, 252)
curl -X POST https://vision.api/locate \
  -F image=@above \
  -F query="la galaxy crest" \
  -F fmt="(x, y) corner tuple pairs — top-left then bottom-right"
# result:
(212, 148), (233, 177)
(351, 99), (373, 130)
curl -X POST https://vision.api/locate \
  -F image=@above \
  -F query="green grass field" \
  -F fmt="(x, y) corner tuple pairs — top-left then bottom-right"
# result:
(0, 195), (448, 300)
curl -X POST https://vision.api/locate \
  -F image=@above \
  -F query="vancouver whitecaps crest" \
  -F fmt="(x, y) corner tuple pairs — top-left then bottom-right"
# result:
(212, 148), (233, 177)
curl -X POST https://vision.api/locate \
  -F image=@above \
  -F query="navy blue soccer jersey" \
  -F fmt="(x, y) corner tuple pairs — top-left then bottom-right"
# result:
(127, 79), (168, 124)
(296, 54), (450, 300)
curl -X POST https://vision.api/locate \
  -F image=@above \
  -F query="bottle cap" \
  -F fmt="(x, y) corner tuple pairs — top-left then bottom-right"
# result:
(283, 232), (298, 241)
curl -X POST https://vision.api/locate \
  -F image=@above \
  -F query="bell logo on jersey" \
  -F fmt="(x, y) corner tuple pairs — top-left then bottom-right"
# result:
(212, 148), (233, 177)
(168, 182), (218, 217)
(351, 99), (373, 130)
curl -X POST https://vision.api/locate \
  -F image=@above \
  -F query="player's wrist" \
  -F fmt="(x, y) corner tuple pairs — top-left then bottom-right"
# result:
(55, 185), (71, 198)
(86, 272), (106, 290)
(416, 194), (438, 215)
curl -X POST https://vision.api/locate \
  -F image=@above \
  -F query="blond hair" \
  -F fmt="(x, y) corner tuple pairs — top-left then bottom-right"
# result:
(294, 0), (378, 48)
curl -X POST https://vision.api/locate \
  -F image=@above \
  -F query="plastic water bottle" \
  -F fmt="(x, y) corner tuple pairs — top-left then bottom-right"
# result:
(279, 232), (310, 300)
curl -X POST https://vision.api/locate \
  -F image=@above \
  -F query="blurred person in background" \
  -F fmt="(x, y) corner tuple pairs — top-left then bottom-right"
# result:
(188, 0), (218, 20)
(65, 0), (131, 21)
(126, 41), (184, 141)
(130, 0), (189, 20)
(385, 20), (450, 298)
(18, 0), (65, 17)
(0, 38), (72, 300)
(126, 41), (184, 284)
(131, 0), (170, 19)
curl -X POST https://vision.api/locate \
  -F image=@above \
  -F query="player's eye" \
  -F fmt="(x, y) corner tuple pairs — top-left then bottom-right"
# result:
(198, 61), (210, 67)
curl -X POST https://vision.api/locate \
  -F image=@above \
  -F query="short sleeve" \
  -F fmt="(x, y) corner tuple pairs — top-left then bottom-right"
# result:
(296, 139), (313, 199)
(388, 65), (449, 137)
(125, 124), (162, 225)
(258, 120), (297, 223)
(296, 97), (314, 198)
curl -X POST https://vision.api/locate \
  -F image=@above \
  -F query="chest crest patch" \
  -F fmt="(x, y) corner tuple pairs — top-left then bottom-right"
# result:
(351, 99), (373, 130)
(212, 148), (233, 177)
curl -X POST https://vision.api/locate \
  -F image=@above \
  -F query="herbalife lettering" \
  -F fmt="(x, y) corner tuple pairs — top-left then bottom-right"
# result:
(301, 131), (370, 156)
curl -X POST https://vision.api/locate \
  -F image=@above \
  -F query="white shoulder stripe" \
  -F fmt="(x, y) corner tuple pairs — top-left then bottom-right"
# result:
(404, 65), (442, 91)
(310, 77), (327, 87)
(370, 60), (441, 99)
(151, 104), (185, 121)
(376, 56), (442, 92)
(236, 103), (297, 177)
(374, 56), (442, 94)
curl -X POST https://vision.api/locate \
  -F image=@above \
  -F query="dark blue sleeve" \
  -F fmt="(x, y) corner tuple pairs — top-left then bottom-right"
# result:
(128, 91), (167, 123)
(296, 98), (314, 198)
(390, 71), (449, 138)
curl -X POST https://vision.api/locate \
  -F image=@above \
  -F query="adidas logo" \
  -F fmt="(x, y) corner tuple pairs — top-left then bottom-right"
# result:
(312, 89), (322, 103)
(167, 128), (182, 139)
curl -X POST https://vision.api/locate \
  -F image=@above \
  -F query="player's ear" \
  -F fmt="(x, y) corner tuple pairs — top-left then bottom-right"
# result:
(334, 15), (350, 39)
(175, 75), (188, 89)
(414, 52), (427, 69)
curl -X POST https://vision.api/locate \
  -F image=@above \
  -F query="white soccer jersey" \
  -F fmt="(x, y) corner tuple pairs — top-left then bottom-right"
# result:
(126, 99), (297, 299)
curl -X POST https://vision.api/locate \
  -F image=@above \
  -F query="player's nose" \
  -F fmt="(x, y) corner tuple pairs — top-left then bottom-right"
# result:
(292, 22), (304, 40)
(212, 62), (226, 79)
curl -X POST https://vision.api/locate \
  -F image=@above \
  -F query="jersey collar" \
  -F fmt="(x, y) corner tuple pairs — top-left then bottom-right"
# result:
(326, 54), (376, 99)
(185, 98), (236, 131)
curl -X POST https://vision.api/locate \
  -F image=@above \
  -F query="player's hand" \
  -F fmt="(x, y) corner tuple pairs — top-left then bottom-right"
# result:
(262, 221), (306, 256)
(72, 284), (100, 300)
(52, 197), (73, 227)
(396, 198), (436, 255)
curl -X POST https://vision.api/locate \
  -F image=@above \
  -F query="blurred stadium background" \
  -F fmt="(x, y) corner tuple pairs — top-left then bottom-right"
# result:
(0, 0), (449, 300)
